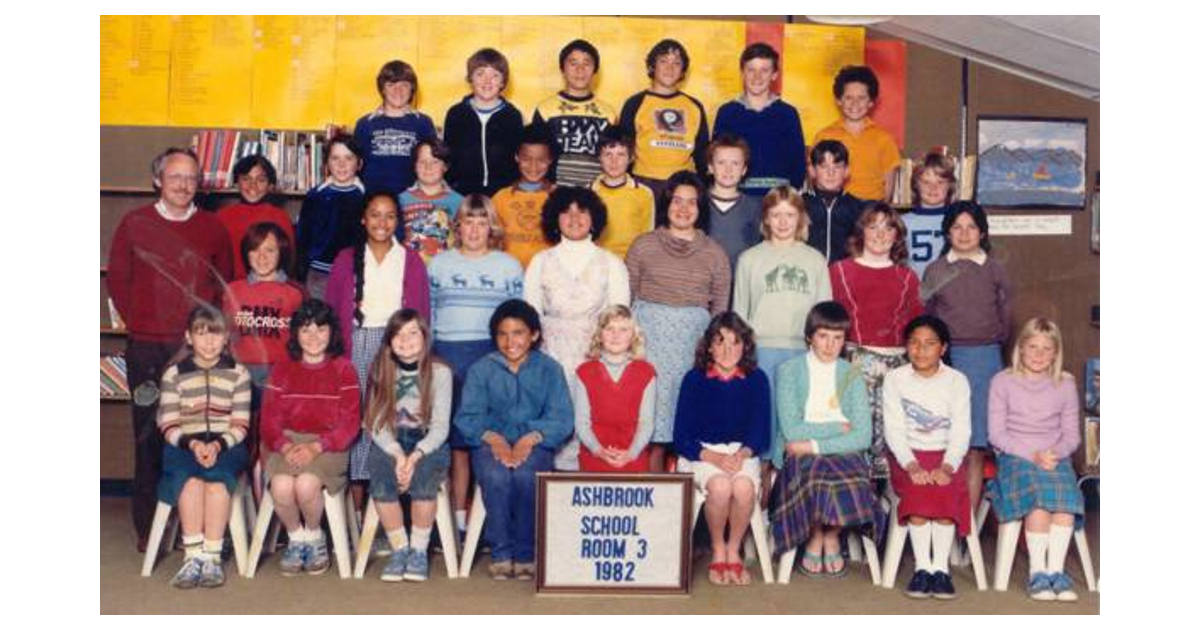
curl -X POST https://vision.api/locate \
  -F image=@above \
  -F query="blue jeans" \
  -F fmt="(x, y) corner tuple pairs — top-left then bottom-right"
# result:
(471, 445), (554, 563)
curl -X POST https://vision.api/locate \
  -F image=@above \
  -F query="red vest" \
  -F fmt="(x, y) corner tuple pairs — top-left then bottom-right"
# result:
(575, 359), (655, 473)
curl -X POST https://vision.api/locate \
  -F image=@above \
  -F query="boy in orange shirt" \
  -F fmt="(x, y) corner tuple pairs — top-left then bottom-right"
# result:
(812, 65), (901, 202)
(492, 125), (556, 267)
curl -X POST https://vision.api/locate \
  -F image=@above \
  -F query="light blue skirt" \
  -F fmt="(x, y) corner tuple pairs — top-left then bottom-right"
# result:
(633, 300), (711, 443)
(948, 344), (1004, 448)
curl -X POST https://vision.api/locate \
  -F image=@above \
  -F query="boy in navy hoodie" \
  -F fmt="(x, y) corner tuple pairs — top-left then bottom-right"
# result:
(444, 48), (524, 197)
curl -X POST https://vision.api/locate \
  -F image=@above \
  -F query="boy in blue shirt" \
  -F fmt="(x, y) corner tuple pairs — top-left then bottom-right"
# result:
(354, 60), (437, 196)
(713, 43), (806, 196)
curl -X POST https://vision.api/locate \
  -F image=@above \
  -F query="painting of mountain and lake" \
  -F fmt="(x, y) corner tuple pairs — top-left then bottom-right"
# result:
(977, 117), (1088, 209)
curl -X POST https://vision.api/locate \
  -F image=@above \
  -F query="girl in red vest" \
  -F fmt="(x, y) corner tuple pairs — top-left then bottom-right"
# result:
(573, 305), (656, 473)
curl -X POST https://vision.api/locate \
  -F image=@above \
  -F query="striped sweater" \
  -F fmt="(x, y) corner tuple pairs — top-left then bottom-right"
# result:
(157, 355), (252, 449)
(625, 228), (731, 315)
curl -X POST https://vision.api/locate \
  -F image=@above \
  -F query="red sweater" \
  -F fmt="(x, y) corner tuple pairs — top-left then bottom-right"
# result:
(830, 259), (923, 347)
(216, 202), (296, 279)
(222, 279), (305, 365)
(261, 356), (361, 453)
(106, 204), (234, 342)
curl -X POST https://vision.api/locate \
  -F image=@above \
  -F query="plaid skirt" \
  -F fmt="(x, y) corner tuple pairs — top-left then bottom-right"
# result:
(987, 453), (1085, 529)
(769, 453), (886, 557)
(846, 344), (908, 478)
(349, 325), (387, 481)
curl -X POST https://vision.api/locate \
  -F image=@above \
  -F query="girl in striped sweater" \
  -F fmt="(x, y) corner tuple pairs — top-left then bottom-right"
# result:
(157, 305), (252, 588)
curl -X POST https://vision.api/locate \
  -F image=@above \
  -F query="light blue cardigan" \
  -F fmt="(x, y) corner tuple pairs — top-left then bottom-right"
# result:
(771, 352), (871, 468)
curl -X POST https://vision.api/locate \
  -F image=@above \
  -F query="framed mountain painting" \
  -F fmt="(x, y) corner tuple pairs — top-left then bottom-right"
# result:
(976, 116), (1087, 209)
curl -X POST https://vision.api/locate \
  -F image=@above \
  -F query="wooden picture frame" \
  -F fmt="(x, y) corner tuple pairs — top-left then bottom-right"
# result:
(536, 473), (693, 596)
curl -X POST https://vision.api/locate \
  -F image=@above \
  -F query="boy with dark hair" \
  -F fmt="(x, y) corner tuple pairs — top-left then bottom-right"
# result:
(617, 38), (710, 201)
(532, 39), (617, 188)
(804, 140), (864, 263)
(713, 43), (807, 195)
(812, 65), (901, 202)
(705, 133), (761, 266)
(444, 48), (524, 197)
(354, 59), (437, 196)
(492, 124), (556, 267)
(591, 127), (654, 258)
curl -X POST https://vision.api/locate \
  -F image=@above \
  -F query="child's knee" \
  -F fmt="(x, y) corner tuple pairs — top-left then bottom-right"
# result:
(706, 475), (733, 498)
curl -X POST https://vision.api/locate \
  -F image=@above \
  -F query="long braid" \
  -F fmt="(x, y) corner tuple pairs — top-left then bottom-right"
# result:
(353, 240), (366, 326)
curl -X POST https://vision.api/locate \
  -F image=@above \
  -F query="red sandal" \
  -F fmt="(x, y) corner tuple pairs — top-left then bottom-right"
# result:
(708, 561), (729, 585)
(726, 561), (752, 586)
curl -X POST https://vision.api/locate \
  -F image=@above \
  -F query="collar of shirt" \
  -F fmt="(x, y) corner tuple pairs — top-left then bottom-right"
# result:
(706, 366), (746, 382)
(735, 93), (779, 112)
(947, 249), (988, 265)
(154, 200), (198, 222)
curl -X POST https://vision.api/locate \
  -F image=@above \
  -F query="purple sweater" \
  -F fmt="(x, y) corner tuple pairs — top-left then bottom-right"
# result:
(325, 245), (431, 360)
(987, 370), (1080, 462)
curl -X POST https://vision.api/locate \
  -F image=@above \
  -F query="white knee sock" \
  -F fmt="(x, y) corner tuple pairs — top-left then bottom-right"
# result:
(931, 522), (955, 572)
(411, 526), (432, 553)
(1026, 531), (1049, 574)
(387, 528), (410, 551)
(1047, 524), (1072, 573)
(909, 522), (933, 572)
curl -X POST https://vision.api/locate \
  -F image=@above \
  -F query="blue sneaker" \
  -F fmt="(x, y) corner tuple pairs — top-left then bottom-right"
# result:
(280, 541), (307, 576)
(929, 571), (957, 600)
(170, 556), (204, 589)
(404, 549), (430, 582)
(305, 535), (330, 575)
(381, 547), (410, 582)
(1050, 572), (1079, 602)
(905, 569), (933, 599)
(198, 557), (225, 588)
(1027, 571), (1056, 601)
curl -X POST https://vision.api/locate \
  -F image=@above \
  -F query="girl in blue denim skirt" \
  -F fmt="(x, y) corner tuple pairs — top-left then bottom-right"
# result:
(363, 309), (452, 582)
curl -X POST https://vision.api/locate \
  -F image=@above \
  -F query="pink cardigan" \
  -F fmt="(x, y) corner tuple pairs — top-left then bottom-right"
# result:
(325, 245), (431, 360)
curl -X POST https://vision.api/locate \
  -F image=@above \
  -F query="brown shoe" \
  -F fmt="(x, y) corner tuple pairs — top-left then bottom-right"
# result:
(489, 560), (514, 580)
(513, 562), (535, 581)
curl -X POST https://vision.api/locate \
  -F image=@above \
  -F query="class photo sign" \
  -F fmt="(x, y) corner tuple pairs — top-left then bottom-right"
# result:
(536, 473), (693, 595)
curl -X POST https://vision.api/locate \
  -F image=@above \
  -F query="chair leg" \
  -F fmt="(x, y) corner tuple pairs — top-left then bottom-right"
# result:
(777, 547), (797, 585)
(323, 489), (352, 579)
(141, 502), (174, 577)
(353, 499), (380, 579)
(228, 477), (250, 577)
(244, 492), (275, 578)
(965, 508), (988, 591)
(435, 481), (460, 579)
(748, 502), (773, 583)
(993, 520), (1021, 591)
(1073, 528), (1097, 592)
(881, 503), (908, 589)
(861, 534), (882, 586)
(847, 532), (864, 562)
(345, 491), (361, 556)
(459, 484), (486, 577)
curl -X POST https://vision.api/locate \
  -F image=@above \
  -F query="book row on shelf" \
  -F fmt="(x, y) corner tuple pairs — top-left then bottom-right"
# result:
(190, 124), (345, 193)
(100, 353), (129, 399)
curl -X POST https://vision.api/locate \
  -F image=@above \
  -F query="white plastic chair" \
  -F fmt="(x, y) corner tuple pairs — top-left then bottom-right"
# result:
(979, 497), (1097, 592)
(141, 475), (250, 577)
(691, 482), (775, 584)
(459, 483), (487, 577)
(880, 486), (988, 590)
(353, 480), (459, 578)
(244, 487), (355, 578)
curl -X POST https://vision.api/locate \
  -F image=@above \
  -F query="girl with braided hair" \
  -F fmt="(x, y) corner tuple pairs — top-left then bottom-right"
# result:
(326, 191), (430, 504)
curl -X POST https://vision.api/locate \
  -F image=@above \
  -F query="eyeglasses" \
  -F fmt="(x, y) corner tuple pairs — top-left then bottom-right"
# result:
(162, 173), (199, 186)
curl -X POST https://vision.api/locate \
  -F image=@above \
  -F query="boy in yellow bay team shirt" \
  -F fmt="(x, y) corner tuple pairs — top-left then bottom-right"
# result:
(591, 127), (655, 259)
(618, 38), (710, 202)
